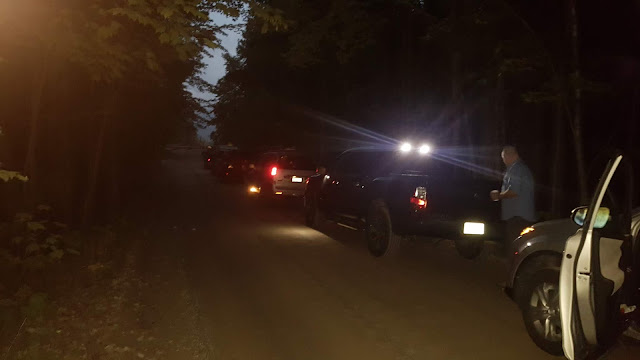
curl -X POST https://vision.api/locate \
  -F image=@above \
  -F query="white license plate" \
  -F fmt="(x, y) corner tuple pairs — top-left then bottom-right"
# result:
(463, 222), (485, 235)
(291, 176), (303, 183)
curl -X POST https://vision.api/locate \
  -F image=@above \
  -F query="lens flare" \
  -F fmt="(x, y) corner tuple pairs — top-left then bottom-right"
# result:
(399, 143), (412, 152)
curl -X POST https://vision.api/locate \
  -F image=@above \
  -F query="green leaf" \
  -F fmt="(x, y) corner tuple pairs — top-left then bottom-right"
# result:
(49, 249), (64, 261)
(26, 222), (46, 233)
(88, 263), (105, 272)
(14, 213), (33, 223)
(0, 170), (28, 182)
(25, 243), (40, 255)
(36, 204), (52, 212)
(66, 248), (80, 256)
(45, 235), (62, 246)
(202, 38), (220, 50)
(22, 256), (46, 271)
(52, 222), (67, 229)
(159, 7), (175, 19)
(21, 293), (48, 320)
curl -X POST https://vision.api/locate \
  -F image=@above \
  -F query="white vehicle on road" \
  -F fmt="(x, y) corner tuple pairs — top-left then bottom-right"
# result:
(248, 151), (316, 197)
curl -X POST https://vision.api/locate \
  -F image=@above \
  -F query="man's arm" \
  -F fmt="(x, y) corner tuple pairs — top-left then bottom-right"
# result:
(498, 189), (518, 199)
(496, 165), (524, 200)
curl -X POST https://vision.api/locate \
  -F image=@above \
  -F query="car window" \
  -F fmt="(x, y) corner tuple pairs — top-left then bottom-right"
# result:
(596, 158), (634, 238)
(277, 154), (315, 170)
(381, 153), (456, 178)
(333, 151), (462, 178)
(333, 152), (358, 176)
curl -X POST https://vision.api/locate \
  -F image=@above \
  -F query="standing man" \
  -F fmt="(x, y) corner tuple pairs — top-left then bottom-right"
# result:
(490, 146), (536, 252)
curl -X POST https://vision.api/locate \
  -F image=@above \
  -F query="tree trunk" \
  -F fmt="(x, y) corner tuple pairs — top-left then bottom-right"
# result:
(551, 98), (565, 216)
(450, 0), (462, 147)
(568, 0), (588, 203)
(630, 87), (638, 152)
(82, 101), (110, 224)
(495, 73), (505, 146)
(23, 59), (49, 202)
(109, 147), (120, 220)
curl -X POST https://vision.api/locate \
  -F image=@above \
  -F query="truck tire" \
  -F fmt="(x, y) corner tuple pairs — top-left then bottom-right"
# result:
(454, 237), (484, 260)
(515, 255), (563, 356)
(304, 195), (325, 229)
(366, 200), (402, 257)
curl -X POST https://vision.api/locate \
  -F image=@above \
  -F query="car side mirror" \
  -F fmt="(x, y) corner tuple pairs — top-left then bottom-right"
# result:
(571, 206), (611, 229)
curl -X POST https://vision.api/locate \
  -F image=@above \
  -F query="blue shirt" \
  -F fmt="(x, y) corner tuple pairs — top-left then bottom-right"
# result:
(501, 160), (535, 221)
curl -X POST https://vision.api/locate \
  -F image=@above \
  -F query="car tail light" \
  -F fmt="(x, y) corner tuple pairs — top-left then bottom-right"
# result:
(271, 166), (278, 176)
(411, 186), (427, 209)
(207, 158), (211, 162)
(410, 197), (427, 208)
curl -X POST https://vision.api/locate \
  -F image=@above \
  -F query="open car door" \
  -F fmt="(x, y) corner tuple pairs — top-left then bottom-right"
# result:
(560, 154), (635, 359)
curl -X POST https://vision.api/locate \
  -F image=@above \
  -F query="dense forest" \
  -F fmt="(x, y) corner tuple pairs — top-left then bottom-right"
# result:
(1, 0), (639, 222)
(213, 0), (640, 217)
(0, 1), (285, 223)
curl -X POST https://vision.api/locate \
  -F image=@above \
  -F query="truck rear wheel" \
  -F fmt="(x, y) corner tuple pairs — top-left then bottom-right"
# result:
(454, 237), (484, 260)
(366, 200), (402, 257)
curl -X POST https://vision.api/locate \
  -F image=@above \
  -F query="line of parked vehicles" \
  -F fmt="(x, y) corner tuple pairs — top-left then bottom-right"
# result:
(201, 144), (639, 359)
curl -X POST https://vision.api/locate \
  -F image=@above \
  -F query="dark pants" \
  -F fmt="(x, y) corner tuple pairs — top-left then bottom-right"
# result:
(504, 216), (531, 253)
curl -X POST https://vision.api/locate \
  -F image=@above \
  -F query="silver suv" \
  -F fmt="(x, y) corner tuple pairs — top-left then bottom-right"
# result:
(248, 151), (316, 197)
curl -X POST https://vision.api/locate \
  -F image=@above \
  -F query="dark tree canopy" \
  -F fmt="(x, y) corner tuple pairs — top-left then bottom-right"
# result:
(212, 0), (640, 215)
(0, 0), (285, 222)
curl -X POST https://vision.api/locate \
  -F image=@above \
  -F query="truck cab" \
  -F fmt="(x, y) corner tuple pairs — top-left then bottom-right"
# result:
(304, 147), (501, 258)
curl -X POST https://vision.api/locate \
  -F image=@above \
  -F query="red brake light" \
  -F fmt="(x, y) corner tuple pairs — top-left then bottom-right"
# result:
(271, 167), (278, 176)
(410, 197), (427, 208)
(207, 158), (211, 162)
(411, 186), (427, 209)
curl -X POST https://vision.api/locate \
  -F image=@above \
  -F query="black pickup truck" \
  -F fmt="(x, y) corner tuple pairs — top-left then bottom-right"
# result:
(304, 148), (502, 259)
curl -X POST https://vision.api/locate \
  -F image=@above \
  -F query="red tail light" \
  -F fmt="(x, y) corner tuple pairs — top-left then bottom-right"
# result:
(410, 197), (427, 208)
(207, 158), (211, 162)
(411, 186), (428, 209)
(270, 166), (278, 176)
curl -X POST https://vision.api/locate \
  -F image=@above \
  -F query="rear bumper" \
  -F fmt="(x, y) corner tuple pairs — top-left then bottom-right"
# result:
(271, 189), (305, 197)
(271, 182), (306, 197)
(393, 211), (503, 241)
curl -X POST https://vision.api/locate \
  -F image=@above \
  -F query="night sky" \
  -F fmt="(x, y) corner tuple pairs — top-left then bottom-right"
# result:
(191, 12), (243, 140)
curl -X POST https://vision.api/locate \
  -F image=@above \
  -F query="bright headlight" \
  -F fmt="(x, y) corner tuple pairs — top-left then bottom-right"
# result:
(399, 142), (412, 152)
(418, 144), (431, 155)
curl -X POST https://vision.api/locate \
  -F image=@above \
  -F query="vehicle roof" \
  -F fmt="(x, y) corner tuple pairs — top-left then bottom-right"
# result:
(339, 146), (397, 154)
(260, 150), (310, 156)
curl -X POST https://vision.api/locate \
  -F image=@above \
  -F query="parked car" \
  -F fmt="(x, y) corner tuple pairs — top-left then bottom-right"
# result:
(505, 154), (640, 357)
(505, 219), (581, 355)
(215, 150), (256, 183)
(203, 145), (238, 173)
(202, 146), (214, 169)
(246, 151), (316, 197)
(304, 145), (502, 258)
(560, 153), (639, 359)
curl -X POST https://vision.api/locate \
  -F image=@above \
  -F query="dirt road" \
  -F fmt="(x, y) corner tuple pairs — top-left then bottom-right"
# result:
(148, 149), (636, 360)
